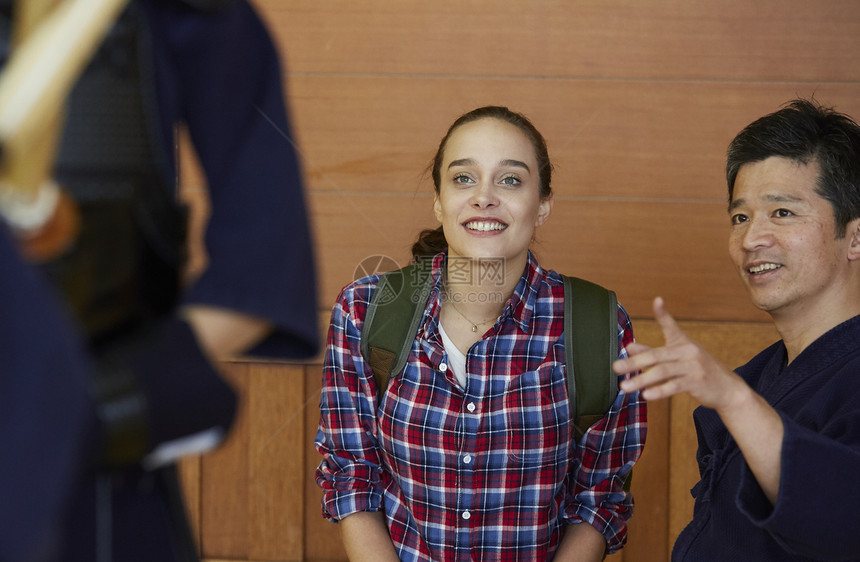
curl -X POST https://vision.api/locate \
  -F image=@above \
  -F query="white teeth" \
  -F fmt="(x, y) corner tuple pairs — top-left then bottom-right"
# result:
(466, 221), (506, 232)
(749, 263), (781, 274)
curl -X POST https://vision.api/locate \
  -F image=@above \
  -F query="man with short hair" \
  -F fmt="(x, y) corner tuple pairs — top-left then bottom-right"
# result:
(615, 98), (860, 560)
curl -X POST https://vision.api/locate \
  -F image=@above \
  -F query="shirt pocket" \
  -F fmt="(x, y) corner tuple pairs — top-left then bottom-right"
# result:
(503, 362), (570, 467)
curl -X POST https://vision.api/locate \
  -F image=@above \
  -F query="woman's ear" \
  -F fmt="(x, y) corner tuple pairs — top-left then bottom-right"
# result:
(535, 195), (553, 227)
(433, 195), (443, 223)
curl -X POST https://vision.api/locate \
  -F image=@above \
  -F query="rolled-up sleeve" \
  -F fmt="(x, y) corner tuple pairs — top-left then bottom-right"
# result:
(315, 282), (387, 521)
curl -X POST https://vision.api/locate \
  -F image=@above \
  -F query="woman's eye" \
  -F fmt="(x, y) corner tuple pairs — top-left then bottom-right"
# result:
(453, 174), (473, 184)
(500, 175), (520, 186)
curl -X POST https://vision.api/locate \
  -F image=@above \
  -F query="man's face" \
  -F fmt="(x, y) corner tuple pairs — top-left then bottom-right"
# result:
(728, 156), (853, 320)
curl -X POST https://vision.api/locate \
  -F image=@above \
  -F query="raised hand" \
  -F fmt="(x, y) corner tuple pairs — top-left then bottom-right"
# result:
(615, 297), (785, 503)
(614, 297), (746, 411)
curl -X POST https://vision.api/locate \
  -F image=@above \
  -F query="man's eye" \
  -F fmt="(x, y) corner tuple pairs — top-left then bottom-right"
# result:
(730, 214), (748, 225)
(774, 208), (794, 218)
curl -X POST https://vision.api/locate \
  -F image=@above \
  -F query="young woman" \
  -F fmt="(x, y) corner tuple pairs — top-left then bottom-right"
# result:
(316, 106), (646, 561)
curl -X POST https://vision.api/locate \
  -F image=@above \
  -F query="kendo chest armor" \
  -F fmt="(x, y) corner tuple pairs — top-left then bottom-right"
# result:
(0, 1), (187, 347)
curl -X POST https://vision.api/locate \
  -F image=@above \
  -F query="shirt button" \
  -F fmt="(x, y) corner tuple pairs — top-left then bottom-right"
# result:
(462, 511), (471, 520)
(463, 455), (472, 465)
(439, 363), (448, 372)
(466, 402), (476, 413)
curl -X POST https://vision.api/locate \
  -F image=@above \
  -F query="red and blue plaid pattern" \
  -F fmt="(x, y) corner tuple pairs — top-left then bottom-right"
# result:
(316, 252), (646, 560)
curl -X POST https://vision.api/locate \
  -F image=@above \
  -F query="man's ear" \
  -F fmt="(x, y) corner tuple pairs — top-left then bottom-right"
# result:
(848, 218), (860, 261)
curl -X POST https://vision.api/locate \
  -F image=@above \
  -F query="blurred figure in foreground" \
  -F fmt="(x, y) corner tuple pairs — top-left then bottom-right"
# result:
(0, 0), (318, 559)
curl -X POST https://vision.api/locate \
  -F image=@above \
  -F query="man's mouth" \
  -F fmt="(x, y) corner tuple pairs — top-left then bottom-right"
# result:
(464, 220), (507, 232)
(748, 263), (782, 274)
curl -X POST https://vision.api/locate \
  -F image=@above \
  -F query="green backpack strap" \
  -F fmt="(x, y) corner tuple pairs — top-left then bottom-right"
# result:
(360, 263), (434, 402)
(562, 275), (619, 440)
(361, 268), (620, 421)
(362, 269), (627, 486)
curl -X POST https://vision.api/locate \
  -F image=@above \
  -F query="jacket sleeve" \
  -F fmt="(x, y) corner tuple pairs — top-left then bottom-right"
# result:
(0, 226), (97, 561)
(563, 305), (647, 554)
(737, 403), (860, 560)
(142, 0), (319, 360)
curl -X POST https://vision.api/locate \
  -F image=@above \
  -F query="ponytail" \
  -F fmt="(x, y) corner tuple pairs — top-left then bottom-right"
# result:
(411, 226), (446, 260)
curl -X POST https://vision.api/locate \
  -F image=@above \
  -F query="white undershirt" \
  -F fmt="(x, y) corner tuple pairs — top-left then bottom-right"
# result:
(438, 322), (468, 389)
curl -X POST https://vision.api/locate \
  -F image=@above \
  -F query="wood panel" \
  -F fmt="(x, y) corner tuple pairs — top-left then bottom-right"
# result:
(290, 77), (860, 321)
(618, 398), (670, 561)
(255, 0), (860, 82)
(177, 38), (860, 326)
(287, 76), (860, 199)
(200, 362), (306, 561)
(178, 456), (203, 552)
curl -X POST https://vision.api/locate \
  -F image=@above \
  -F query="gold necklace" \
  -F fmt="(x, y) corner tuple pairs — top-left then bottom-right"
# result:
(447, 300), (498, 332)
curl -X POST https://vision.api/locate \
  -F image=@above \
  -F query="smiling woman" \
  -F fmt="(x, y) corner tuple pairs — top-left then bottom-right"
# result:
(435, 119), (550, 271)
(314, 106), (648, 561)
(418, 105), (554, 257)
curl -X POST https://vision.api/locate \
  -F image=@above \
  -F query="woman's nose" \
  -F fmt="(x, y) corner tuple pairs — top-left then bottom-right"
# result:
(470, 181), (498, 209)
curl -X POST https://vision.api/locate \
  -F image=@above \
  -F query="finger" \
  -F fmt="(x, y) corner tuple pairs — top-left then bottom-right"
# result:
(653, 297), (686, 344)
(614, 341), (687, 375)
(620, 360), (695, 399)
(625, 342), (652, 357)
(639, 377), (688, 401)
(613, 343), (654, 375)
(619, 362), (679, 394)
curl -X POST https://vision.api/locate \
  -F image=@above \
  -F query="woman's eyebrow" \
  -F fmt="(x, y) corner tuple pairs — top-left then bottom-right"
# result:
(446, 158), (531, 171)
(499, 159), (530, 171)
(447, 158), (476, 169)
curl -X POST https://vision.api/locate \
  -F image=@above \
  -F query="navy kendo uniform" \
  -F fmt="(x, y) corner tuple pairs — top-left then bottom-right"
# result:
(0, 0), (319, 560)
(0, 226), (98, 562)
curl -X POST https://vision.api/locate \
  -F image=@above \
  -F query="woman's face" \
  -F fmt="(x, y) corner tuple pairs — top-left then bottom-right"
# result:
(434, 117), (552, 270)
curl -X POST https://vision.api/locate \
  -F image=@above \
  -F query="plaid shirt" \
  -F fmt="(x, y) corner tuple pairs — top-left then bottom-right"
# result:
(315, 252), (646, 560)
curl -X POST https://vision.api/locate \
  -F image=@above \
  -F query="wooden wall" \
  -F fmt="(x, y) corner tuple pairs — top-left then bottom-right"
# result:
(177, 1), (860, 560)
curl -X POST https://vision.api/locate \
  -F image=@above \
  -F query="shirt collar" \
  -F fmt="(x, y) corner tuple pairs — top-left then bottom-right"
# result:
(419, 250), (545, 339)
(502, 251), (544, 333)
